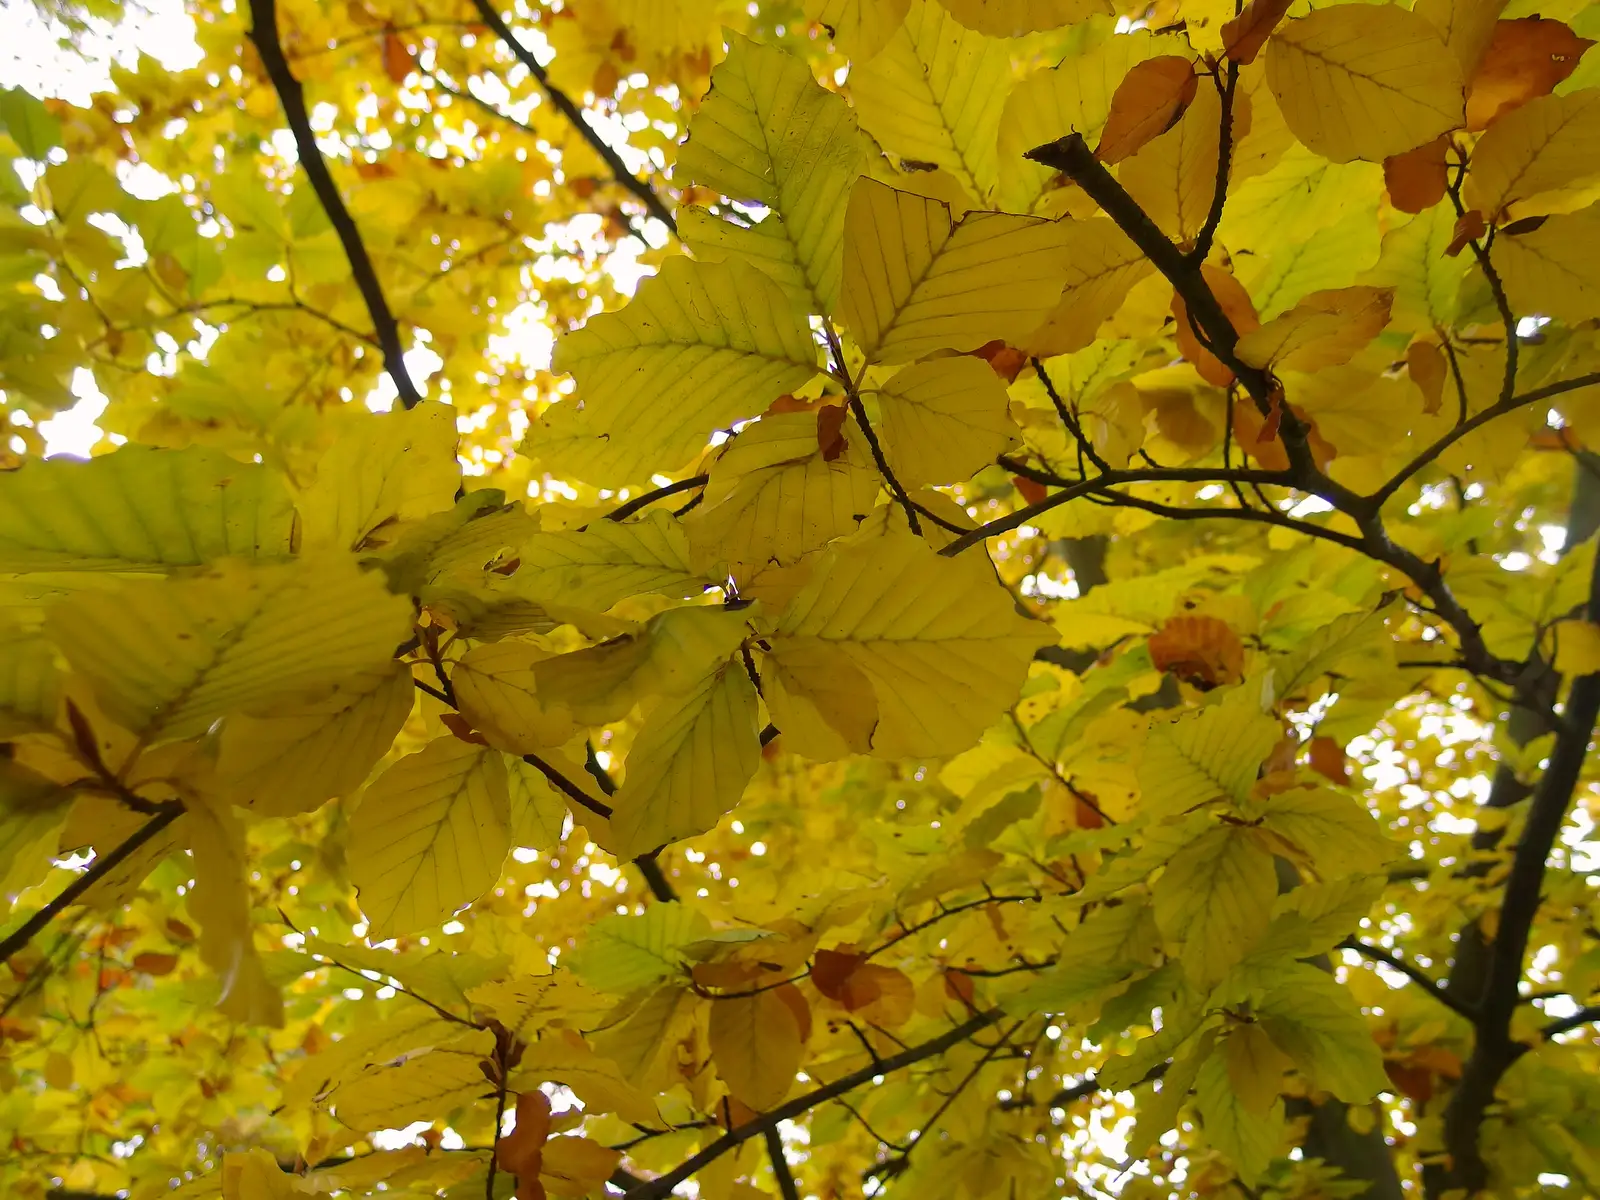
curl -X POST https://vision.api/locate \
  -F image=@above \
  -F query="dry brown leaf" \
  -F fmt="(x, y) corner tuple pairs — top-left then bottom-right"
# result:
(1384, 135), (1450, 213)
(1465, 17), (1593, 130)
(1445, 208), (1487, 256)
(1096, 56), (1200, 165)
(1148, 614), (1245, 687)
(381, 32), (413, 84)
(1221, 0), (1294, 65)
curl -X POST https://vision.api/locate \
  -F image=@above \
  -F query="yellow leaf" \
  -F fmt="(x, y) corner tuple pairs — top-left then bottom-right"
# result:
(1462, 90), (1600, 219)
(1137, 684), (1281, 820)
(0, 445), (294, 572)
(1266, 5), (1464, 163)
(1360, 204), (1466, 332)
(1256, 786), (1400, 878)
(544, 256), (819, 486)
(1491, 206), (1600, 327)
(763, 629), (880, 760)
(678, 33), (868, 315)
(1551, 618), (1600, 676)
(1223, 1023), (1293, 1116)
(1118, 81), (1222, 243)
(217, 664), (414, 817)
(327, 1028), (498, 1131)
(508, 1033), (663, 1126)
(1152, 823), (1278, 989)
(1020, 219), (1153, 356)
(505, 754), (570, 851)
(939, 0), (1109, 37)
(541, 1135), (624, 1197)
(803, 0), (911, 61)
(46, 555), (412, 744)
(347, 736), (512, 937)
(187, 793), (285, 1027)
(1194, 1052), (1284, 1185)
(535, 605), (750, 725)
(773, 529), (1054, 758)
(0, 759), (72, 893)
(849, 0), (1013, 201)
(567, 901), (713, 993)
(871, 357), (1016, 487)
(589, 983), (698, 1086)
(1234, 285), (1394, 371)
(453, 641), (577, 754)
(512, 509), (707, 613)
(610, 664), (762, 856)
(219, 1149), (301, 1200)
(1414, 0), (1507, 78)
(0, 623), (61, 736)
(1255, 963), (1389, 1103)
(840, 178), (1073, 365)
(298, 404), (461, 552)
(709, 987), (805, 1110)
(998, 29), (1183, 214)
(685, 412), (879, 578)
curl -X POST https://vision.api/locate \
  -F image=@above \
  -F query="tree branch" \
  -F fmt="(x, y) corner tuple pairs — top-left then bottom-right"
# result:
(1542, 1004), (1600, 1040)
(468, 0), (678, 236)
(1187, 60), (1239, 266)
(1439, 545), (1600, 1195)
(1339, 937), (1477, 1023)
(624, 1009), (1004, 1198)
(0, 804), (183, 967)
(604, 475), (709, 523)
(247, 0), (423, 409)
(764, 1127), (801, 1200)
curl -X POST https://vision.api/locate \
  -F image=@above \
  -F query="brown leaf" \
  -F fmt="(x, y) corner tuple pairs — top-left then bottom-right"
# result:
(381, 32), (414, 84)
(439, 712), (489, 745)
(131, 952), (179, 976)
(811, 948), (866, 1002)
(971, 339), (1028, 382)
(1465, 18), (1593, 130)
(1406, 338), (1448, 415)
(1171, 266), (1260, 387)
(1095, 56), (1200, 165)
(1013, 475), (1049, 505)
(1148, 614), (1245, 688)
(1384, 135), (1450, 213)
(1221, 0), (1295, 65)
(497, 1091), (553, 1200)
(817, 402), (848, 461)
(1307, 735), (1350, 784)
(1445, 209), (1487, 256)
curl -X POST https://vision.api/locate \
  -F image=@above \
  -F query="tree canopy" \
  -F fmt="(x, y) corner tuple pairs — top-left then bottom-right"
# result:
(5, 0), (1600, 1197)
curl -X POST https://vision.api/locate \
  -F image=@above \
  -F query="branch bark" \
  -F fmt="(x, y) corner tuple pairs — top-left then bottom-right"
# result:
(1437, 543), (1600, 1195)
(0, 804), (183, 967)
(468, 0), (678, 236)
(624, 1009), (1004, 1198)
(247, 0), (423, 409)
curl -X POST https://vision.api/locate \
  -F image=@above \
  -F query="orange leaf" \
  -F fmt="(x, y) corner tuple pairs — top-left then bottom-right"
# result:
(811, 948), (866, 1001)
(1384, 135), (1449, 214)
(764, 393), (814, 415)
(1465, 18), (1593, 131)
(381, 32), (414, 84)
(1171, 266), (1260, 388)
(1445, 209), (1487, 257)
(1306, 735), (1349, 784)
(131, 952), (178, 976)
(1406, 338), (1448, 415)
(1095, 56), (1200, 165)
(817, 403), (848, 461)
(1013, 475), (1048, 505)
(497, 1092), (553, 1200)
(971, 339), (1028, 382)
(1221, 0), (1294, 65)
(1147, 614), (1245, 688)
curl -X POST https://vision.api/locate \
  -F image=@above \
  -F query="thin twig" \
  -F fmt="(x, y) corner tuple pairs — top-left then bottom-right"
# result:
(468, 0), (678, 235)
(764, 1127), (801, 1200)
(1339, 937), (1477, 1022)
(248, 0), (423, 408)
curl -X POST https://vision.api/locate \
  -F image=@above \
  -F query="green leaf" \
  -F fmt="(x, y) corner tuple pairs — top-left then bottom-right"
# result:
(1257, 963), (1389, 1103)
(544, 256), (820, 486)
(47, 556), (413, 743)
(1152, 824), (1278, 989)
(0, 445), (294, 572)
(347, 736), (512, 937)
(677, 33), (868, 315)
(566, 902), (713, 994)
(512, 510), (708, 613)
(610, 664), (762, 856)
(1137, 683), (1281, 820)
(1257, 787), (1400, 878)
(0, 86), (61, 158)
(1194, 1051), (1284, 1185)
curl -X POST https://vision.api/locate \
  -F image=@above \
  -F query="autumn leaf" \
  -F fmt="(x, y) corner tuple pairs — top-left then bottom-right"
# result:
(1463, 18), (1593, 131)
(1095, 56), (1199, 165)
(1384, 135), (1450, 214)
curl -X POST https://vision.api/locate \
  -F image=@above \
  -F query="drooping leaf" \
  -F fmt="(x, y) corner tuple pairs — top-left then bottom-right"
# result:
(709, 986), (807, 1110)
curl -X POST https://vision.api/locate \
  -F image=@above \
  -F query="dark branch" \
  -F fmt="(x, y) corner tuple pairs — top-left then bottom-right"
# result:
(468, 0), (678, 235)
(604, 475), (709, 523)
(624, 1010), (1004, 1198)
(247, 0), (423, 409)
(1187, 60), (1239, 266)
(1339, 937), (1477, 1023)
(764, 1127), (801, 1200)
(1542, 1004), (1600, 1040)
(0, 804), (183, 967)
